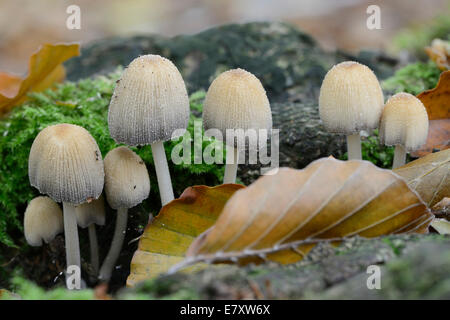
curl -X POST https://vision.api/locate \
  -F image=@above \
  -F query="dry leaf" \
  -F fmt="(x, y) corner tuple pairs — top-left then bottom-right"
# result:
(170, 158), (432, 273)
(413, 70), (450, 157)
(430, 218), (450, 234)
(394, 149), (450, 208)
(126, 184), (244, 287)
(425, 39), (450, 71)
(0, 43), (80, 116)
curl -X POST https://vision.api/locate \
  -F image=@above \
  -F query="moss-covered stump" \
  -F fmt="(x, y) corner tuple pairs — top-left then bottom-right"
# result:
(119, 234), (450, 299)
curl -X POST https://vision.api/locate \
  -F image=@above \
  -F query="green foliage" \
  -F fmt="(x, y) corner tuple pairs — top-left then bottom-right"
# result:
(0, 70), (224, 247)
(0, 277), (94, 300)
(393, 14), (450, 58)
(381, 61), (441, 95)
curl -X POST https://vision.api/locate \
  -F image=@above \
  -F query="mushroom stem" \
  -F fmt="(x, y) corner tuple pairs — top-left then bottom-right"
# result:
(393, 145), (407, 169)
(99, 208), (128, 282)
(151, 141), (174, 206)
(346, 133), (362, 160)
(62, 202), (81, 274)
(88, 224), (99, 277)
(224, 147), (239, 184)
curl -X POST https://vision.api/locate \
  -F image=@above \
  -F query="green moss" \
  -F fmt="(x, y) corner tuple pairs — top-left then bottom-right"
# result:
(382, 61), (441, 95)
(1, 277), (95, 300)
(340, 130), (395, 168)
(0, 69), (224, 247)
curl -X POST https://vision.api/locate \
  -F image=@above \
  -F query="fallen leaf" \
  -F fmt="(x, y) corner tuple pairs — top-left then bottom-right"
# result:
(425, 39), (450, 71)
(413, 70), (450, 157)
(170, 158), (432, 273)
(0, 43), (80, 116)
(394, 149), (450, 207)
(126, 184), (244, 287)
(430, 218), (450, 234)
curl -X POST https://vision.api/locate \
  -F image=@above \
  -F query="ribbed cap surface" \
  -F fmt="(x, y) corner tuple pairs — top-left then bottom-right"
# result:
(108, 55), (190, 146)
(319, 61), (384, 134)
(104, 146), (150, 209)
(28, 123), (104, 204)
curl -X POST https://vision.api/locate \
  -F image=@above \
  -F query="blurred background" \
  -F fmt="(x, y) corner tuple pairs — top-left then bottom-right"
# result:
(0, 0), (449, 74)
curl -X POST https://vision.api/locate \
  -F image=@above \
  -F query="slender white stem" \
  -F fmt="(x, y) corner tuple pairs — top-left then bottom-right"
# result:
(393, 145), (407, 169)
(98, 208), (128, 282)
(151, 141), (174, 206)
(224, 147), (238, 184)
(62, 202), (81, 286)
(88, 224), (99, 277)
(346, 133), (362, 160)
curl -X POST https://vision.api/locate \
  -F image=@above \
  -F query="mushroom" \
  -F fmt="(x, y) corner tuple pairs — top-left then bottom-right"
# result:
(75, 195), (106, 277)
(99, 146), (150, 282)
(108, 54), (189, 205)
(24, 196), (63, 247)
(379, 92), (429, 169)
(319, 61), (384, 160)
(202, 68), (272, 183)
(28, 123), (104, 275)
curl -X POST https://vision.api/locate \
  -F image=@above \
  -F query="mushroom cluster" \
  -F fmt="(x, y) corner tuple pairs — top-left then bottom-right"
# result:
(319, 61), (429, 167)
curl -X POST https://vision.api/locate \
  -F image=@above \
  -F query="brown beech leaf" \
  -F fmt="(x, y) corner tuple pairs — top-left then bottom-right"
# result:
(0, 43), (80, 116)
(413, 70), (450, 157)
(127, 184), (244, 287)
(394, 149), (450, 208)
(169, 158), (432, 273)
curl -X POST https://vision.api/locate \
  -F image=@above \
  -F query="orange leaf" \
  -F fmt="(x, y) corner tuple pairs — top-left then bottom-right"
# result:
(171, 158), (432, 273)
(0, 43), (80, 117)
(414, 70), (450, 156)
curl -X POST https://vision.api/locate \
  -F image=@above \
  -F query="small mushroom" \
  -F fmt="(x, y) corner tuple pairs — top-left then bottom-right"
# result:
(75, 195), (106, 277)
(24, 196), (63, 247)
(379, 92), (429, 169)
(319, 61), (384, 160)
(99, 146), (150, 282)
(108, 54), (189, 205)
(28, 123), (104, 277)
(202, 68), (272, 183)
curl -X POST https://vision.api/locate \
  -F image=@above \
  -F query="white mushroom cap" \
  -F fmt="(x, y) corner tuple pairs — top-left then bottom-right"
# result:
(319, 61), (384, 134)
(202, 68), (272, 147)
(24, 196), (63, 246)
(75, 195), (106, 228)
(379, 92), (429, 151)
(108, 54), (190, 146)
(28, 123), (104, 205)
(104, 146), (150, 209)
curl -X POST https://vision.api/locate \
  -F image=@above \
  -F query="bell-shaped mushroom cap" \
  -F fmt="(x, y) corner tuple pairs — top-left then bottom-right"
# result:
(28, 123), (104, 205)
(379, 92), (429, 151)
(75, 195), (106, 228)
(24, 196), (63, 246)
(104, 146), (150, 209)
(319, 61), (384, 134)
(202, 68), (272, 146)
(108, 54), (190, 146)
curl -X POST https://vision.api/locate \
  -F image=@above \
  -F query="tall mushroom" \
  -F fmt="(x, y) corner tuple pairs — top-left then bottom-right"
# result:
(319, 61), (384, 160)
(24, 196), (63, 247)
(99, 146), (150, 282)
(202, 68), (272, 183)
(379, 92), (429, 169)
(108, 54), (189, 206)
(28, 123), (104, 278)
(75, 195), (105, 277)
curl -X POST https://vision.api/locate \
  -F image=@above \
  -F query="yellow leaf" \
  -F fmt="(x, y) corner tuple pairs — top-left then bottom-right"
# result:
(394, 149), (450, 207)
(430, 218), (450, 234)
(171, 158), (432, 273)
(0, 43), (80, 117)
(126, 184), (244, 287)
